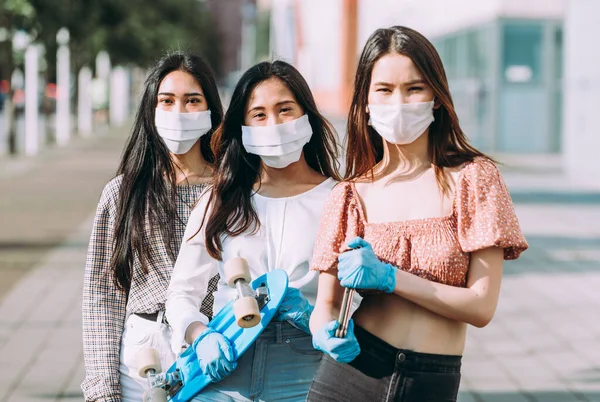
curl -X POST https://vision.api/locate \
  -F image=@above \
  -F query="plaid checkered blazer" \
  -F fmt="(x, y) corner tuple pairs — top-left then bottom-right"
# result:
(81, 176), (216, 401)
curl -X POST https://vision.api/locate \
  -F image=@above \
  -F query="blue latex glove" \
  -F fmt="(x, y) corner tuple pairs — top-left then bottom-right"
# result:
(312, 319), (361, 363)
(192, 328), (238, 382)
(337, 237), (396, 293)
(274, 287), (314, 334)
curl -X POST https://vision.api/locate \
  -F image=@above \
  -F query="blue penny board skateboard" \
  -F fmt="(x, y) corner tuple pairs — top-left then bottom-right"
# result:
(145, 269), (288, 402)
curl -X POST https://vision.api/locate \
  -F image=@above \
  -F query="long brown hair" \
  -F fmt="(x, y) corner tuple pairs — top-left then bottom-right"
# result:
(202, 60), (341, 260)
(111, 52), (223, 291)
(346, 26), (487, 193)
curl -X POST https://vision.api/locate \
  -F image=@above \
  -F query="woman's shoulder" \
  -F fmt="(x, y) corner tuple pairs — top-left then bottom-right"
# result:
(451, 156), (502, 189)
(96, 175), (123, 211)
(320, 180), (352, 204)
(330, 180), (354, 195)
(322, 180), (359, 213)
(103, 174), (123, 193)
(458, 156), (499, 177)
(188, 186), (213, 221)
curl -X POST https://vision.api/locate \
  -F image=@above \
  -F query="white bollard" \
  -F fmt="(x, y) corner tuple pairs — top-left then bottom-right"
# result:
(96, 51), (111, 81)
(0, 108), (6, 156)
(24, 45), (39, 156)
(109, 66), (129, 127)
(94, 51), (111, 127)
(55, 28), (71, 146)
(78, 67), (93, 136)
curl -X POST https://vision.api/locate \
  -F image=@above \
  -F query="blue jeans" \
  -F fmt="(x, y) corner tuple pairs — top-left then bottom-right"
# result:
(193, 321), (322, 402)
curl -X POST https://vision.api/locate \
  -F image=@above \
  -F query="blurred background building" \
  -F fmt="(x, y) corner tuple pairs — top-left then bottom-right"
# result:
(0, 0), (598, 187)
(266, 0), (599, 188)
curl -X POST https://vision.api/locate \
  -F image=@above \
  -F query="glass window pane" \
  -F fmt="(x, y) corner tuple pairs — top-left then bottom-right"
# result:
(502, 23), (542, 84)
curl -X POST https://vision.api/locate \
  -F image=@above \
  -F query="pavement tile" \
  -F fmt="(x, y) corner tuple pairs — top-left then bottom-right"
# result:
(465, 378), (531, 402)
(56, 357), (85, 402)
(498, 356), (561, 383)
(570, 340), (600, 366)
(0, 327), (52, 401)
(0, 272), (54, 326)
(458, 391), (481, 402)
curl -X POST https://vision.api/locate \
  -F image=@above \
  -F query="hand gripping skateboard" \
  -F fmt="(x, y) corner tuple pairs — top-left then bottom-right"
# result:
(136, 257), (289, 402)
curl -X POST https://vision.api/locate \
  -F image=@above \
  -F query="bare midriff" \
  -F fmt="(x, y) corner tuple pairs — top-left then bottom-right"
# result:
(354, 292), (467, 355)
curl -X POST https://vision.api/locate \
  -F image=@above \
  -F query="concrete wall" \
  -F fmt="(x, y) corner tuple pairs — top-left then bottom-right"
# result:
(296, 0), (343, 92)
(270, 0), (356, 116)
(562, 0), (600, 187)
(269, 0), (296, 63)
(357, 0), (566, 44)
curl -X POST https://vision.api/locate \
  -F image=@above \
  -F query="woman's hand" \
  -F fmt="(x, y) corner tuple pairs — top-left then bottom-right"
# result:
(337, 237), (396, 293)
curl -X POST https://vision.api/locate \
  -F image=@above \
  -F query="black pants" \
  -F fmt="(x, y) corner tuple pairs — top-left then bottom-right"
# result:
(307, 325), (462, 402)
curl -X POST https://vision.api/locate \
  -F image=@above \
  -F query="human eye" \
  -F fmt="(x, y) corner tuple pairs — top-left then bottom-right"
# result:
(408, 86), (424, 92)
(375, 87), (391, 93)
(158, 98), (173, 105)
(187, 97), (202, 104)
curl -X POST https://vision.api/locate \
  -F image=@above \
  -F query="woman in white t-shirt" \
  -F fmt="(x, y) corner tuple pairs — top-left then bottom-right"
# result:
(165, 60), (341, 401)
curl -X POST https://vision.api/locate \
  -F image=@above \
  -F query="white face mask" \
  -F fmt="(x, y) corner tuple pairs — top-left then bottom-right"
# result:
(368, 100), (435, 145)
(241, 114), (313, 169)
(155, 108), (212, 155)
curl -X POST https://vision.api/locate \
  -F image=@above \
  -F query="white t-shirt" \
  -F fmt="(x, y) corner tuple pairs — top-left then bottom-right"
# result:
(166, 178), (336, 352)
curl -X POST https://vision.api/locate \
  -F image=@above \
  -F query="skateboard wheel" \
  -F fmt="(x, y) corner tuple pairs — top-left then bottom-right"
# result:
(224, 257), (251, 287)
(233, 296), (261, 328)
(136, 348), (162, 378)
(142, 387), (168, 402)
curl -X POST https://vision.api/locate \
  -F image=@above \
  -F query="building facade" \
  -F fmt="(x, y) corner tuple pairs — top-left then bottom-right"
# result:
(267, 0), (598, 187)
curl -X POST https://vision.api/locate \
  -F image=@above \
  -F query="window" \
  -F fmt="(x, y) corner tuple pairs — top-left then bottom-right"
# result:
(502, 23), (542, 84)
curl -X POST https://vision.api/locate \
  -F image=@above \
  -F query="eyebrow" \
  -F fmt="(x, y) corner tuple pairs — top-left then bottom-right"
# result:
(157, 92), (204, 97)
(246, 99), (297, 114)
(372, 79), (426, 86)
(404, 79), (426, 86)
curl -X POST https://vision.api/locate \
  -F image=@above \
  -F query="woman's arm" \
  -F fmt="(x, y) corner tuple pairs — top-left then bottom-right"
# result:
(166, 197), (217, 351)
(339, 238), (504, 328)
(309, 271), (346, 334)
(82, 180), (127, 402)
(393, 246), (504, 328)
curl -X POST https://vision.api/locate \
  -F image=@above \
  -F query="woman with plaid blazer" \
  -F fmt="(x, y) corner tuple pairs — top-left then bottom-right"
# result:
(82, 52), (223, 402)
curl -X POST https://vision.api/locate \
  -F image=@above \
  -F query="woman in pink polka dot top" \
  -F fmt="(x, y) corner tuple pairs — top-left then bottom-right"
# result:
(306, 26), (529, 402)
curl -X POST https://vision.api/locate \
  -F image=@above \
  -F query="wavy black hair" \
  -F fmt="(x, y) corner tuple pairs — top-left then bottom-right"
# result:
(202, 60), (340, 260)
(111, 52), (223, 291)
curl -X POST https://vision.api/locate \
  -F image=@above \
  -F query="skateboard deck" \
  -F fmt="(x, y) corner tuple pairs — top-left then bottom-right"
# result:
(147, 269), (288, 402)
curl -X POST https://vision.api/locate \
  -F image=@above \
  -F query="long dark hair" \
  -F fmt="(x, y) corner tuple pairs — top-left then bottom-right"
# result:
(346, 26), (486, 192)
(202, 60), (340, 260)
(111, 52), (223, 291)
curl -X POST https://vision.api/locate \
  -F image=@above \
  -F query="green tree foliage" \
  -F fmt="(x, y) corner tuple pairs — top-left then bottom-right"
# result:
(2, 0), (221, 80)
(0, 0), (36, 79)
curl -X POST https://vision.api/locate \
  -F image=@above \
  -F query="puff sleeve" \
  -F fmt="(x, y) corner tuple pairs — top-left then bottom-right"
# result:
(310, 182), (364, 271)
(456, 158), (528, 260)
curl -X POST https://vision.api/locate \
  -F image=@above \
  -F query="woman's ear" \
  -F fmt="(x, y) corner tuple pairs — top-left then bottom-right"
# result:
(365, 105), (370, 114)
(433, 98), (441, 110)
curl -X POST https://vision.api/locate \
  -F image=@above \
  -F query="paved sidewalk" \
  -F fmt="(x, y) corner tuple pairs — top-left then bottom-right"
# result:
(458, 166), (600, 402)
(0, 126), (128, 402)
(0, 129), (599, 401)
(0, 216), (94, 402)
(0, 126), (126, 300)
